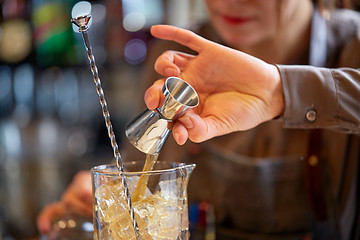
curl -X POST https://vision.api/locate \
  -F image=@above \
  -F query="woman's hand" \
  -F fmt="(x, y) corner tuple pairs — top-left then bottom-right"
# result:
(145, 25), (284, 145)
(37, 171), (92, 234)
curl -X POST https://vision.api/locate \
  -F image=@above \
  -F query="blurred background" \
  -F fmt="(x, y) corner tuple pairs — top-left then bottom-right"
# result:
(0, 0), (207, 238)
(1, 0), (360, 239)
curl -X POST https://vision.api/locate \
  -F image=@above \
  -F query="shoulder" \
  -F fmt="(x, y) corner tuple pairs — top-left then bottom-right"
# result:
(326, 9), (360, 67)
(331, 8), (360, 23)
(328, 9), (360, 37)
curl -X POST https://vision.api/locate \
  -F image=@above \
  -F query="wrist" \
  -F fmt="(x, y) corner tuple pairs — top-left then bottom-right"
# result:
(269, 64), (285, 118)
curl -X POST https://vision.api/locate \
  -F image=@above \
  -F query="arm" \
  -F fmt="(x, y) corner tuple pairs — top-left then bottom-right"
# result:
(145, 25), (360, 145)
(280, 65), (360, 133)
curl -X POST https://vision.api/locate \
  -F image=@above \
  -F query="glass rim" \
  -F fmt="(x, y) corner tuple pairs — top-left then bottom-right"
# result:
(90, 161), (196, 176)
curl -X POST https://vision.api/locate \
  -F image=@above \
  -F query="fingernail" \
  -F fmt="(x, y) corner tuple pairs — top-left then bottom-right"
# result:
(174, 132), (186, 145)
(174, 131), (180, 141)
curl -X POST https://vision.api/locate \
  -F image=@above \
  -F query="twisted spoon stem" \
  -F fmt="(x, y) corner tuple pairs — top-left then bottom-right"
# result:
(80, 29), (141, 239)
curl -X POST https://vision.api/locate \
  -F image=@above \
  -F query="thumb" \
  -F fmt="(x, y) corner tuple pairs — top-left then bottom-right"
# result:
(144, 79), (165, 110)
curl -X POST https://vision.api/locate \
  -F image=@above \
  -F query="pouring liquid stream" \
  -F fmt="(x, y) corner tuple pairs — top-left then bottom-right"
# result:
(132, 154), (159, 202)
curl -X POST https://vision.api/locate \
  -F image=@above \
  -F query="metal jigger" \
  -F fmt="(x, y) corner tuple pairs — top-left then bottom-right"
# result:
(71, 14), (142, 239)
(125, 77), (199, 155)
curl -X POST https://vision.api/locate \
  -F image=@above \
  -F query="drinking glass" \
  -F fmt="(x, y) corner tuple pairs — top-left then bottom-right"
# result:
(91, 161), (195, 240)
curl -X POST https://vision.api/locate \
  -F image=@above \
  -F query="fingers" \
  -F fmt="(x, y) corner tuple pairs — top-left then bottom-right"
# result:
(144, 79), (165, 109)
(150, 25), (208, 53)
(61, 172), (93, 218)
(37, 202), (65, 234)
(173, 112), (215, 144)
(154, 51), (195, 77)
(61, 193), (93, 218)
(154, 51), (180, 77)
(172, 122), (188, 145)
(72, 171), (93, 206)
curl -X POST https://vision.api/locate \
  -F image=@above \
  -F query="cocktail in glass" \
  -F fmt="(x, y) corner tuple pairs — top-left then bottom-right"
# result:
(91, 161), (195, 240)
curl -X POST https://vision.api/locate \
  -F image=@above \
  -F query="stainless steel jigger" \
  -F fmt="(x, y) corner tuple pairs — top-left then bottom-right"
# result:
(125, 77), (199, 155)
(71, 14), (142, 239)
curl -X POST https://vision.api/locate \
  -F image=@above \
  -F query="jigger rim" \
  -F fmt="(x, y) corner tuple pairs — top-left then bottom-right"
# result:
(164, 77), (199, 108)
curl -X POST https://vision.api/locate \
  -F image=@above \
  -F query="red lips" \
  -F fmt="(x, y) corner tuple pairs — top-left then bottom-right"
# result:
(222, 15), (251, 25)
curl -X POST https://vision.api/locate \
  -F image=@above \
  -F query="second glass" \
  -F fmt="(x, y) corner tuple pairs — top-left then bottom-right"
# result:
(91, 161), (195, 240)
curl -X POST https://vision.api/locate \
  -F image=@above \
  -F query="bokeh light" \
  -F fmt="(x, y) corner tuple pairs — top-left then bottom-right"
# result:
(123, 12), (146, 32)
(124, 39), (147, 65)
